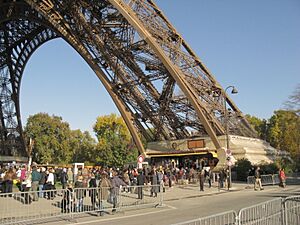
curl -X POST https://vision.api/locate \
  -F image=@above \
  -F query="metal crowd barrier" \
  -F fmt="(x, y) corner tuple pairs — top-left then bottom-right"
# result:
(171, 210), (237, 225)
(247, 174), (280, 186)
(238, 198), (283, 225)
(173, 195), (300, 225)
(0, 184), (163, 225)
(0, 188), (72, 225)
(284, 195), (300, 225)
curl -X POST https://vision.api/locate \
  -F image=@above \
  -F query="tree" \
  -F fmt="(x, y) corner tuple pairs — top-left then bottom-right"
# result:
(24, 113), (73, 164)
(93, 114), (138, 167)
(235, 158), (252, 181)
(245, 115), (267, 140)
(284, 83), (300, 116)
(70, 130), (97, 164)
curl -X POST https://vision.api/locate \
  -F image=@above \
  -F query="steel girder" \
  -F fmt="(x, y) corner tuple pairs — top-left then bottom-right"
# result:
(0, 0), (257, 157)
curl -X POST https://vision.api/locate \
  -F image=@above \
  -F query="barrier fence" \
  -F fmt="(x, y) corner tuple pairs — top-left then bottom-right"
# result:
(284, 195), (300, 225)
(171, 210), (237, 225)
(238, 198), (283, 225)
(1, 185), (299, 225)
(247, 174), (280, 186)
(172, 196), (300, 225)
(0, 184), (162, 225)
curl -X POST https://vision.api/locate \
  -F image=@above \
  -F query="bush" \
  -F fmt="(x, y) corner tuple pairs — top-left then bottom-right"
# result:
(235, 158), (252, 181)
(258, 162), (279, 175)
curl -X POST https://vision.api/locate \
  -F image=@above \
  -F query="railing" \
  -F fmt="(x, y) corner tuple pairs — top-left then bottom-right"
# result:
(171, 210), (237, 225)
(173, 196), (300, 225)
(238, 198), (283, 225)
(247, 174), (280, 186)
(0, 184), (163, 225)
(284, 195), (300, 225)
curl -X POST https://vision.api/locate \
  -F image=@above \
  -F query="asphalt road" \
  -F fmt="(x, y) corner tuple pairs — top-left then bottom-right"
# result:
(50, 184), (299, 225)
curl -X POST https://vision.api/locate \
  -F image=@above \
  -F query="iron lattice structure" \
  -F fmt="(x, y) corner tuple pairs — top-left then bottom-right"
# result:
(0, 0), (257, 157)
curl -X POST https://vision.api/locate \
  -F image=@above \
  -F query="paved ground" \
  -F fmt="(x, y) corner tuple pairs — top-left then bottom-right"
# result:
(45, 182), (300, 225)
(1, 181), (299, 225)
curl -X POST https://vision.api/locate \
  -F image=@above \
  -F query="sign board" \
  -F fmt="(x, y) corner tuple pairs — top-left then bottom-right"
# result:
(73, 163), (84, 175)
(226, 149), (232, 156)
(226, 155), (235, 167)
(137, 155), (144, 163)
(227, 160), (233, 167)
(188, 139), (205, 149)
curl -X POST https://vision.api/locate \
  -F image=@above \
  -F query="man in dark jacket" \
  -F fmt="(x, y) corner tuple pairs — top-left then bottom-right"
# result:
(111, 171), (127, 213)
(254, 167), (263, 191)
(39, 167), (46, 198)
(137, 170), (145, 199)
(60, 168), (68, 189)
(31, 166), (41, 201)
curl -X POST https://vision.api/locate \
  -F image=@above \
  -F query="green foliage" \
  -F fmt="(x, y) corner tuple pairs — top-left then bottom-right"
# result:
(70, 130), (96, 163)
(246, 109), (300, 169)
(24, 113), (96, 165)
(235, 158), (252, 181)
(245, 115), (268, 140)
(24, 113), (73, 164)
(258, 162), (279, 175)
(93, 113), (138, 167)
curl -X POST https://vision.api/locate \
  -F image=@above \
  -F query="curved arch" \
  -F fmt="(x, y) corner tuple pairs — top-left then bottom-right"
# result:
(1, 0), (257, 158)
(0, 23), (58, 156)
(1, 1), (146, 157)
(108, 0), (222, 149)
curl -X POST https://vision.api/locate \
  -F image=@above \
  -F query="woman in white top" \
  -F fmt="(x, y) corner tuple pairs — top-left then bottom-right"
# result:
(46, 170), (54, 185)
(46, 168), (55, 199)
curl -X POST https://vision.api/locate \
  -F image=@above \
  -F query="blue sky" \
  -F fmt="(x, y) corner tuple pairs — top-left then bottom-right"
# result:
(20, 0), (300, 137)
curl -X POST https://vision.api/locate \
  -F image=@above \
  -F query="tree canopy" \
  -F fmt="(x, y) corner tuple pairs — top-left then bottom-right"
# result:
(24, 113), (73, 164)
(245, 85), (300, 168)
(93, 113), (138, 167)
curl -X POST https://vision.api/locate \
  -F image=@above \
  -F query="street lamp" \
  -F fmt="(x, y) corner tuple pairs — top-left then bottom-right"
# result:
(224, 85), (238, 189)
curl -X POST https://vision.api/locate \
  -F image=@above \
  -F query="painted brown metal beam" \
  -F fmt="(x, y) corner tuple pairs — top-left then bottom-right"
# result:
(109, 0), (222, 150)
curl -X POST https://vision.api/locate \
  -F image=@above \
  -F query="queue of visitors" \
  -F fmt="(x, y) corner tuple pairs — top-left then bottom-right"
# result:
(0, 162), (286, 213)
(0, 163), (228, 197)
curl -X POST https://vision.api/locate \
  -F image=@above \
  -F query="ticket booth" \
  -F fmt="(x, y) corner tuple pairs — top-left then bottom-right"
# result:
(73, 163), (84, 180)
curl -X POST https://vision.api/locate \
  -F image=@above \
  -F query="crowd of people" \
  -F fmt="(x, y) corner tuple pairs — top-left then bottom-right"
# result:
(0, 163), (287, 214)
(0, 163), (229, 196)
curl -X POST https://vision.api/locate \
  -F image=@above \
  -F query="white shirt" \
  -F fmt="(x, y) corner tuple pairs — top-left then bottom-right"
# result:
(47, 173), (54, 185)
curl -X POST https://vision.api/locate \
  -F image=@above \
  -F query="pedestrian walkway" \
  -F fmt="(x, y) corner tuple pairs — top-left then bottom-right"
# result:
(163, 182), (246, 201)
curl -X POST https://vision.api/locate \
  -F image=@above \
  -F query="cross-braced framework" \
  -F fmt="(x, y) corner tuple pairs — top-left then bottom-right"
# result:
(0, 0), (257, 157)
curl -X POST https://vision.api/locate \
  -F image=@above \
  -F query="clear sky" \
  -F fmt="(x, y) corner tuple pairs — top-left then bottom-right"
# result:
(20, 0), (300, 137)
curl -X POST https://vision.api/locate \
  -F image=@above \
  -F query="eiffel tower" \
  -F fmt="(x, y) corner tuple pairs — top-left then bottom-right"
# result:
(0, 0), (257, 161)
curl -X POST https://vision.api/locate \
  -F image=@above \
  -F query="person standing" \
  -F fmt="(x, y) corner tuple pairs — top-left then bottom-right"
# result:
(157, 169), (164, 192)
(46, 168), (55, 199)
(60, 168), (68, 189)
(67, 168), (73, 184)
(99, 172), (111, 216)
(219, 170), (225, 188)
(89, 173), (97, 210)
(3, 167), (15, 194)
(123, 169), (130, 192)
(279, 168), (286, 188)
(110, 171), (127, 213)
(137, 170), (145, 199)
(22, 168), (32, 204)
(39, 167), (46, 198)
(150, 169), (159, 197)
(254, 167), (263, 191)
(199, 169), (205, 191)
(31, 166), (41, 201)
(74, 175), (84, 212)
